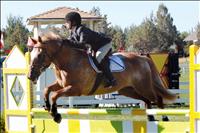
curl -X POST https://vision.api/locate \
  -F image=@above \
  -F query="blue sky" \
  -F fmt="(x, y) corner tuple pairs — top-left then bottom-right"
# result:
(1, 1), (200, 32)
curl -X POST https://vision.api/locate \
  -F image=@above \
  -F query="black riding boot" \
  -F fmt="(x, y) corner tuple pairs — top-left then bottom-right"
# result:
(99, 57), (117, 88)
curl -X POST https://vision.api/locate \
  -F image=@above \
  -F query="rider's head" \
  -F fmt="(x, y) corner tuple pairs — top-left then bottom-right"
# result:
(64, 12), (81, 30)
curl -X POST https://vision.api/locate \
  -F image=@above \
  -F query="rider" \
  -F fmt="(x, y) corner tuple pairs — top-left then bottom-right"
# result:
(64, 11), (117, 88)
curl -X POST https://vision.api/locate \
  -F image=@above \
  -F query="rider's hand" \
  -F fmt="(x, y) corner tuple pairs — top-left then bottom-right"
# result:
(85, 44), (92, 54)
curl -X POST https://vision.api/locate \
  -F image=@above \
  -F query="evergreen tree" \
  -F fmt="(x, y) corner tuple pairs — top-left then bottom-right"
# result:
(90, 6), (101, 16)
(126, 16), (158, 52)
(196, 23), (200, 42)
(125, 24), (139, 52)
(155, 4), (178, 51)
(101, 15), (111, 35)
(108, 25), (125, 51)
(4, 15), (31, 52)
(90, 7), (110, 35)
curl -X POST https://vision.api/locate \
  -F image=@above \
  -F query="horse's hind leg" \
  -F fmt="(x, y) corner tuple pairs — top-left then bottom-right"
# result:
(118, 87), (156, 121)
(145, 101), (157, 121)
(43, 81), (62, 111)
(157, 96), (169, 121)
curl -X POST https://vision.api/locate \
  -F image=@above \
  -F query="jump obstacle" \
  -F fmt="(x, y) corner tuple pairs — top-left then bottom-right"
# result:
(2, 45), (200, 133)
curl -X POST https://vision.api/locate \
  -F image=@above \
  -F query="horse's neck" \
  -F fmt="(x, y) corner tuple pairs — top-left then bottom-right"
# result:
(52, 45), (87, 70)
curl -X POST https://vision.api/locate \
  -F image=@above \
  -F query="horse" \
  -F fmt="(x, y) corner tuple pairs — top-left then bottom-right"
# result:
(27, 32), (176, 123)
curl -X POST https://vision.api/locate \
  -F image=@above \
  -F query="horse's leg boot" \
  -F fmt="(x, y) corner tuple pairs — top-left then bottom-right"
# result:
(44, 99), (51, 112)
(50, 103), (62, 123)
(162, 115), (169, 121)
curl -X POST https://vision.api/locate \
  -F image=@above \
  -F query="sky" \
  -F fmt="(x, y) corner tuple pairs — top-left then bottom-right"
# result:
(1, 1), (200, 32)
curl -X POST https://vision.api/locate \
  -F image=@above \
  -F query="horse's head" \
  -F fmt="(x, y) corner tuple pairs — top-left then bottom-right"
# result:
(27, 33), (62, 83)
(27, 36), (51, 83)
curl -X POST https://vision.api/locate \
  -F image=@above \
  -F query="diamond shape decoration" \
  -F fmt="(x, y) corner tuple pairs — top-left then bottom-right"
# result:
(10, 76), (24, 106)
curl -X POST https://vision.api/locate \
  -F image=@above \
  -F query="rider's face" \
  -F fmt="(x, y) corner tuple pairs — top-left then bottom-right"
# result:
(65, 21), (72, 30)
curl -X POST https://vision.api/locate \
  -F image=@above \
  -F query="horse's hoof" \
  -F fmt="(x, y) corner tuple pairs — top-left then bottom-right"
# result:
(162, 116), (169, 121)
(53, 113), (62, 123)
(148, 115), (156, 121)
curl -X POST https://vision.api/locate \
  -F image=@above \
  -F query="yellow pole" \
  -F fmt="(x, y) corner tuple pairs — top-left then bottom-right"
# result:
(25, 52), (33, 133)
(189, 44), (199, 133)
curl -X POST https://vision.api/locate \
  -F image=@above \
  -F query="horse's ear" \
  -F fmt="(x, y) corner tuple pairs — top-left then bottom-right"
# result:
(27, 36), (37, 47)
(38, 36), (42, 43)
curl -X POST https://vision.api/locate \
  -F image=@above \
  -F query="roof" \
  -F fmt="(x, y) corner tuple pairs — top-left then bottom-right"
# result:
(27, 6), (103, 25)
(184, 32), (198, 42)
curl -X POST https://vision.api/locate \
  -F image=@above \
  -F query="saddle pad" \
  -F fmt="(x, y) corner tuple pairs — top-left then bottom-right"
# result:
(88, 53), (125, 73)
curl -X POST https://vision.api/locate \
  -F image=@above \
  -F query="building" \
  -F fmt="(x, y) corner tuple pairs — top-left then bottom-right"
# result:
(184, 32), (200, 44)
(27, 6), (106, 38)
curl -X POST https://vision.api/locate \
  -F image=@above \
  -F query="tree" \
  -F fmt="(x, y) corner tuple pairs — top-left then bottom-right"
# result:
(140, 16), (158, 52)
(155, 4), (179, 52)
(125, 4), (179, 53)
(100, 15), (112, 35)
(175, 31), (188, 56)
(126, 24), (140, 52)
(90, 6), (101, 16)
(126, 16), (158, 53)
(196, 23), (200, 42)
(108, 25), (125, 51)
(89, 7), (110, 35)
(179, 31), (189, 40)
(89, 6), (126, 51)
(4, 15), (31, 52)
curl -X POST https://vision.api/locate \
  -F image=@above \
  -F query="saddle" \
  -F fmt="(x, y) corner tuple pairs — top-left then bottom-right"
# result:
(88, 53), (125, 73)
(88, 53), (125, 95)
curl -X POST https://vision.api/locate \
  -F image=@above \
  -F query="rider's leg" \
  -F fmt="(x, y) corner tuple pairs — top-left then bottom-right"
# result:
(96, 43), (117, 88)
(99, 56), (117, 88)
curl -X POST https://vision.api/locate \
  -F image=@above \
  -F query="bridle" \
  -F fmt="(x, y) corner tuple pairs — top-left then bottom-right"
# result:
(29, 40), (64, 72)
(32, 40), (63, 60)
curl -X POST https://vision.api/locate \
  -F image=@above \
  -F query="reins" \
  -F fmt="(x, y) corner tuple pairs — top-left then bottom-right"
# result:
(32, 41), (64, 61)
(30, 39), (88, 69)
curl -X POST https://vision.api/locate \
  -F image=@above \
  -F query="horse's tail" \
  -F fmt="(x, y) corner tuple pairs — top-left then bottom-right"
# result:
(154, 82), (177, 102)
(147, 58), (177, 101)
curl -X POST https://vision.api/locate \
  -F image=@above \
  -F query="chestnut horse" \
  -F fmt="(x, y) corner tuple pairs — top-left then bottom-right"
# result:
(27, 32), (176, 123)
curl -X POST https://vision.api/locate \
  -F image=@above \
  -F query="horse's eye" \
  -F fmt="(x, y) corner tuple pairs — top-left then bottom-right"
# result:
(38, 48), (42, 52)
(28, 47), (33, 52)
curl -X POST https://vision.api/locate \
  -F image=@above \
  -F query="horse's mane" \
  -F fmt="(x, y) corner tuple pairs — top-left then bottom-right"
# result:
(40, 32), (85, 54)
(40, 32), (62, 43)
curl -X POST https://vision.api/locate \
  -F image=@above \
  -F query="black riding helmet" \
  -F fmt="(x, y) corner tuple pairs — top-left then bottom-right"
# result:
(65, 12), (81, 26)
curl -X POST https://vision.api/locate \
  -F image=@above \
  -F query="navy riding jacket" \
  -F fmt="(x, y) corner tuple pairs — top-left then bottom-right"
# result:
(67, 25), (111, 52)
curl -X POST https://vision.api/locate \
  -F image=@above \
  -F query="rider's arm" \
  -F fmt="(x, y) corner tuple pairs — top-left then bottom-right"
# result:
(67, 27), (91, 50)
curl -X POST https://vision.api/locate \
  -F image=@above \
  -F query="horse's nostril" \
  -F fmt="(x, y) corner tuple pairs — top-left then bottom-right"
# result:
(27, 69), (36, 79)
(27, 72), (32, 80)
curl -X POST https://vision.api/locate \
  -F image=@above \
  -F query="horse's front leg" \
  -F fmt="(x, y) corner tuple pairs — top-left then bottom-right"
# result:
(43, 81), (62, 112)
(50, 85), (80, 123)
